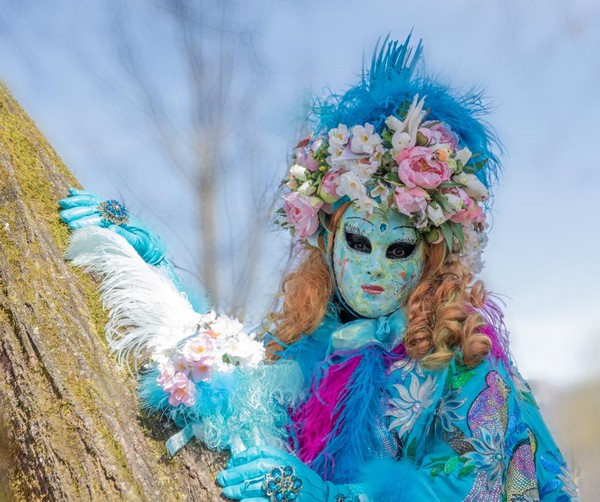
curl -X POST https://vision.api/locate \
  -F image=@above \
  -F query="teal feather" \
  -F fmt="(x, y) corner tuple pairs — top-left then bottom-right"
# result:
(311, 34), (501, 192)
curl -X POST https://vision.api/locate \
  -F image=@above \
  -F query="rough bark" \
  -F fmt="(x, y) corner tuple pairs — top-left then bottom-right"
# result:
(0, 84), (226, 501)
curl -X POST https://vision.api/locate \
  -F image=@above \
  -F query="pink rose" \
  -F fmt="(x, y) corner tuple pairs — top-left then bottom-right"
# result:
(318, 170), (343, 203)
(446, 188), (485, 224)
(396, 146), (451, 189)
(440, 186), (472, 223)
(394, 186), (429, 219)
(465, 203), (485, 224)
(296, 146), (319, 172)
(283, 192), (323, 240)
(421, 121), (458, 149)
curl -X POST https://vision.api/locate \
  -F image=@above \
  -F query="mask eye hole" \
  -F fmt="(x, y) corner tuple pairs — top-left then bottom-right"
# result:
(345, 231), (372, 254)
(386, 241), (416, 260)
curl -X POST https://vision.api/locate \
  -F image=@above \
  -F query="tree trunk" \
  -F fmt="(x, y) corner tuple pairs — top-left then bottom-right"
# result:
(0, 84), (226, 501)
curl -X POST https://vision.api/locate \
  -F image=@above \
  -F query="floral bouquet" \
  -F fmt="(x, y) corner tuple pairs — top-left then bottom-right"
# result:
(140, 311), (303, 455)
(153, 311), (266, 408)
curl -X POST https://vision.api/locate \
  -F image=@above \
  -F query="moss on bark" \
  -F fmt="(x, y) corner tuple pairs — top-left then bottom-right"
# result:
(0, 83), (225, 501)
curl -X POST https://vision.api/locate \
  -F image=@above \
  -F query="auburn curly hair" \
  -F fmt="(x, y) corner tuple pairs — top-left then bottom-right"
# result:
(268, 205), (491, 369)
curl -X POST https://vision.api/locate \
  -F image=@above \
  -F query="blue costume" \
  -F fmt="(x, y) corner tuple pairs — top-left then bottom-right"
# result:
(60, 36), (578, 501)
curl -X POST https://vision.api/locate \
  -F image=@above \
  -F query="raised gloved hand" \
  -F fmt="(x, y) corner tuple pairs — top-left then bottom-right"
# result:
(217, 445), (366, 502)
(59, 187), (166, 265)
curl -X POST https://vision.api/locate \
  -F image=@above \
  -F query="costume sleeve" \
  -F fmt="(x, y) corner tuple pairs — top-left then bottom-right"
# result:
(358, 356), (579, 501)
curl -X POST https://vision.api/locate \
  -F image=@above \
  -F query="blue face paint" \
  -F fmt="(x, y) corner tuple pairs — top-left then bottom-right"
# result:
(332, 203), (425, 318)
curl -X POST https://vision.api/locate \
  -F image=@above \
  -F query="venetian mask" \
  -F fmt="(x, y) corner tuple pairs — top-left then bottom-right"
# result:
(332, 203), (425, 318)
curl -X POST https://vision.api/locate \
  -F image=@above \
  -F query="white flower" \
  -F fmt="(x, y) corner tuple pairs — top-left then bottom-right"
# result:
(427, 201), (448, 226)
(223, 332), (266, 368)
(390, 95), (426, 151)
(353, 195), (378, 214)
(327, 142), (345, 161)
(453, 172), (489, 202)
(369, 143), (385, 169)
(387, 374), (437, 438)
(370, 182), (390, 202)
(336, 171), (367, 201)
(454, 146), (472, 167)
(350, 123), (382, 155)
(328, 124), (350, 147)
(450, 223), (488, 274)
(350, 161), (377, 182)
(290, 164), (309, 181)
(199, 310), (218, 326)
(210, 314), (244, 338)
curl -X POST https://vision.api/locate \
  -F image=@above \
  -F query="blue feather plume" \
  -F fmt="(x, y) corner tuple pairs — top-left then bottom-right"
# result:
(308, 346), (398, 484)
(311, 34), (501, 191)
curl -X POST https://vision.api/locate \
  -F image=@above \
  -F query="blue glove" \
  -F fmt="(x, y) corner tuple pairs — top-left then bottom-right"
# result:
(59, 188), (166, 265)
(217, 445), (365, 502)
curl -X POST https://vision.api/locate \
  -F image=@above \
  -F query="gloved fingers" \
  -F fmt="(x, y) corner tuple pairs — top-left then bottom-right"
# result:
(68, 187), (98, 197)
(112, 226), (166, 265)
(221, 478), (265, 500)
(218, 459), (278, 487)
(59, 193), (101, 209)
(60, 206), (100, 222)
(65, 214), (104, 229)
(111, 226), (149, 256)
(229, 445), (292, 468)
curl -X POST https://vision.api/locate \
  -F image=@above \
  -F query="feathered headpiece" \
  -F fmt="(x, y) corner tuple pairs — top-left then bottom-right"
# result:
(276, 35), (501, 273)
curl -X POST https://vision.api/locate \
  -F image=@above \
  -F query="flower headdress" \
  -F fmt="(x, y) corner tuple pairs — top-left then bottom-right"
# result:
(276, 36), (500, 273)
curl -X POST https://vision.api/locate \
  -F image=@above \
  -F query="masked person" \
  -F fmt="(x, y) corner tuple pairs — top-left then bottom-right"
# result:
(61, 37), (578, 501)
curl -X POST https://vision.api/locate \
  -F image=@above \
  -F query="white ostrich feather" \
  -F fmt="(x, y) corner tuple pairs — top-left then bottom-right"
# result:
(66, 227), (202, 369)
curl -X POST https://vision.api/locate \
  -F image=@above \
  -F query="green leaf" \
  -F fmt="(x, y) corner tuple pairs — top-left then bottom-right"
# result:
(438, 182), (460, 188)
(381, 130), (392, 142)
(435, 194), (454, 214)
(440, 223), (454, 251)
(416, 130), (429, 146)
(430, 464), (445, 478)
(473, 158), (489, 172)
(318, 210), (330, 229)
(444, 456), (460, 475)
(447, 221), (464, 249)
(275, 208), (286, 215)
(396, 100), (411, 119)
(458, 463), (476, 478)
(452, 371), (476, 389)
(406, 438), (417, 461)
(428, 455), (451, 463)
(383, 172), (401, 184)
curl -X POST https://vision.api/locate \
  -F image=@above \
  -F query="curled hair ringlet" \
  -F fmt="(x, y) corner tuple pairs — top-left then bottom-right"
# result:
(268, 203), (491, 368)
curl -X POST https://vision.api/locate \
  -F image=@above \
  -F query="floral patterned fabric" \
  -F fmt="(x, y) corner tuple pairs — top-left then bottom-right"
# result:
(287, 330), (579, 501)
(383, 353), (578, 501)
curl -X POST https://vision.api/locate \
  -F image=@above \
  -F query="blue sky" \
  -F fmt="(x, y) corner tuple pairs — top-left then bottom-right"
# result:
(1, 0), (599, 385)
